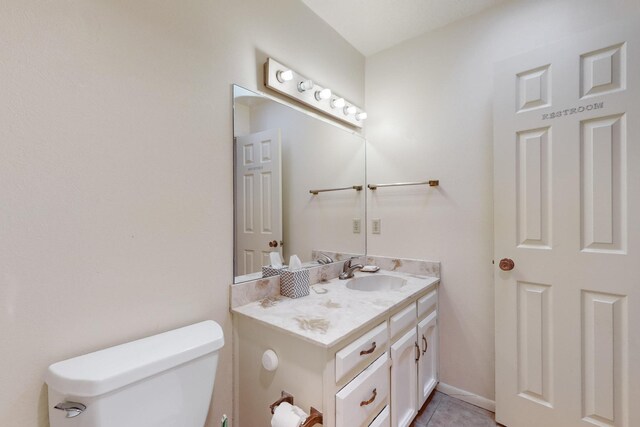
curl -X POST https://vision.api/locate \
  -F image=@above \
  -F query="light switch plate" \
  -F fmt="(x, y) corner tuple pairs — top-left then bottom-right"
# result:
(352, 219), (361, 234)
(372, 219), (381, 234)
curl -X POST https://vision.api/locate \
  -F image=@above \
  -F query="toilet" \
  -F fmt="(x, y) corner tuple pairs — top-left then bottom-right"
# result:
(45, 321), (224, 427)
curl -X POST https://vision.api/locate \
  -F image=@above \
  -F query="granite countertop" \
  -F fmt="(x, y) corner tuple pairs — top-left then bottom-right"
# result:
(232, 270), (439, 348)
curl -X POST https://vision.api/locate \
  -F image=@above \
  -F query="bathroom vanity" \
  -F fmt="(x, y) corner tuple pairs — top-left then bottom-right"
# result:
(231, 78), (439, 427)
(232, 270), (439, 427)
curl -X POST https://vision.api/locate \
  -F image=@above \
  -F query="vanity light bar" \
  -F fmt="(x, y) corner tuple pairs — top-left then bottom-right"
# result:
(264, 57), (366, 128)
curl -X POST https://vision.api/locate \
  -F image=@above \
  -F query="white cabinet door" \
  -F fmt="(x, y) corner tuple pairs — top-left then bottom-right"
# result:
(417, 311), (438, 408)
(390, 328), (418, 427)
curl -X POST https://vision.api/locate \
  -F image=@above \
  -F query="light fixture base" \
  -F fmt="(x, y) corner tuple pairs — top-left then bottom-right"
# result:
(264, 58), (364, 128)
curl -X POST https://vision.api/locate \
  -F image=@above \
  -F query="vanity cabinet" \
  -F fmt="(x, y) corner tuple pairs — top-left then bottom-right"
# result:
(390, 328), (418, 427)
(417, 311), (438, 408)
(369, 406), (390, 427)
(233, 280), (438, 427)
(335, 322), (388, 383)
(390, 289), (439, 427)
(336, 353), (389, 426)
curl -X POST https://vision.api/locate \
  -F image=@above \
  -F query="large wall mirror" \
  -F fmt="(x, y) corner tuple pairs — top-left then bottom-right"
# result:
(233, 85), (366, 283)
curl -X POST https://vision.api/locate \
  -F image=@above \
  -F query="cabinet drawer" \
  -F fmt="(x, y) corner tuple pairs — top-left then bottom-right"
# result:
(417, 289), (437, 319)
(369, 406), (390, 427)
(390, 304), (416, 338)
(336, 353), (389, 427)
(336, 322), (388, 383)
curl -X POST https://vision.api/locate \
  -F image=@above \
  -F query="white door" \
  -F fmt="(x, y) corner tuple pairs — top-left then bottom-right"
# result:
(391, 328), (418, 427)
(417, 312), (438, 408)
(494, 19), (639, 427)
(234, 129), (282, 276)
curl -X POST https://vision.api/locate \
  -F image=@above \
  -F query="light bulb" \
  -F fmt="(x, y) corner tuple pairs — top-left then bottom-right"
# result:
(314, 88), (332, 101)
(355, 112), (368, 121)
(298, 79), (314, 92)
(276, 69), (293, 83)
(330, 97), (345, 109)
(343, 105), (357, 116)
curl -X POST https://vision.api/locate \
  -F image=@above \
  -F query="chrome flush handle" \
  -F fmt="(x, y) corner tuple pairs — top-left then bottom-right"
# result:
(54, 401), (86, 418)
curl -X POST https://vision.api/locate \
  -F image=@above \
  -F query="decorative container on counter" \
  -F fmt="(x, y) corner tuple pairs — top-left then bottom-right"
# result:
(280, 269), (310, 298)
(262, 265), (288, 278)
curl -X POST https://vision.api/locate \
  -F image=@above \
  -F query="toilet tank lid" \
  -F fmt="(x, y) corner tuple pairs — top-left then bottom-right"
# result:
(45, 320), (224, 397)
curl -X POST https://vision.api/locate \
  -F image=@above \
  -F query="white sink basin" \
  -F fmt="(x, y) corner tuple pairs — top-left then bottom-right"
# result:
(346, 275), (407, 292)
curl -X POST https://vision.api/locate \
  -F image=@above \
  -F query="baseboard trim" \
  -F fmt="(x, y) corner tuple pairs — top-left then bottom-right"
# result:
(436, 382), (496, 413)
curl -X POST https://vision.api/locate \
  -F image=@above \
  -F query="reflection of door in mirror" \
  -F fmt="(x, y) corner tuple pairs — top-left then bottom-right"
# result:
(234, 129), (282, 276)
(232, 85), (366, 283)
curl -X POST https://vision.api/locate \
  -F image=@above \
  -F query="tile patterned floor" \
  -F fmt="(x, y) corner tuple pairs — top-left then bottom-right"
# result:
(411, 391), (502, 427)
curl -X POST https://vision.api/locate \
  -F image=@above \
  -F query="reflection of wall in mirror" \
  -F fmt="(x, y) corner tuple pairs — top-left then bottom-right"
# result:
(234, 102), (251, 136)
(251, 100), (365, 264)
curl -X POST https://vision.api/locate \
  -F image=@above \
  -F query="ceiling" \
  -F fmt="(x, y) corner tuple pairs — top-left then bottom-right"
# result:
(302, 0), (509, 56)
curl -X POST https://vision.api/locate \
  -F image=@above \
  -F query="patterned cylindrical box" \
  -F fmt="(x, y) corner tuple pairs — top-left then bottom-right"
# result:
(262, 265), (288, 278)
(280, 269), (310, 299)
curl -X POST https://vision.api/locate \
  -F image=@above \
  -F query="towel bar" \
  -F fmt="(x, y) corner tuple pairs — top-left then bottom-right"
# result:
(367, 180), (439, 190)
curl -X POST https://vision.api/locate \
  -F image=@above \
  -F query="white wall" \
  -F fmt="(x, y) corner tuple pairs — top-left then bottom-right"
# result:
(365, 0), (639, 402)
(0, 1), (363, 426)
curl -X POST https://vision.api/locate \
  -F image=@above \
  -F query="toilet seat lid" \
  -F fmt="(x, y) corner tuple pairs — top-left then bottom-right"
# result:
(45, 320), (224, 397)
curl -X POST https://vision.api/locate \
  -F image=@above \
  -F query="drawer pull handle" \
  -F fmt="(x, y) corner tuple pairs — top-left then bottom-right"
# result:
(415, 342), (421, 362)
(360, 342), (376, 356)
(422, 335), (428, 355)
(360, 388), (377, 407)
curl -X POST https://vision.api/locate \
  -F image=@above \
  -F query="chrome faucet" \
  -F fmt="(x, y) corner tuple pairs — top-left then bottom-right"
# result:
(316, 252), (334, 265)
(339, 259), (364, 280)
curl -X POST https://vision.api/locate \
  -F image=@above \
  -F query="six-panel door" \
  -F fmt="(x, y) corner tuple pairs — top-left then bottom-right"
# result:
(234, 129), (282, 276)
(494, 18), (639, 427)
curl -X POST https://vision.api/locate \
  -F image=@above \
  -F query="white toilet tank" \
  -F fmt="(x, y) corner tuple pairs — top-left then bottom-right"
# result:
(45, 321), (224, 427)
